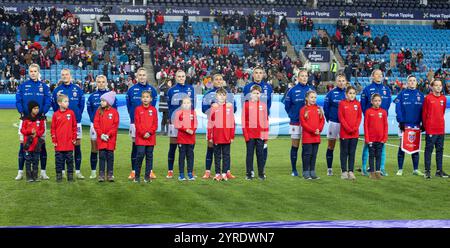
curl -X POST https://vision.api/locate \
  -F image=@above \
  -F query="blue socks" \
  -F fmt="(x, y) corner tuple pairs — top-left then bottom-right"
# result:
(205, 147), (213, 170)
(263, 147), (268, 164)
(131, 143), (137, 171)
(397, 147), (405, 170)
(362, 144), (368, 172)
(326, 148), (334, 169)
(40, 142), (47, 170)
(290, 146), (299, 172)
(412, 152), (419, 170)
(90, 152), (98, 170)
(168, 143), (177, 171)
(18, 143), (24, 170)
(381, 145), (386, 172)
(74, 145), (82, 170)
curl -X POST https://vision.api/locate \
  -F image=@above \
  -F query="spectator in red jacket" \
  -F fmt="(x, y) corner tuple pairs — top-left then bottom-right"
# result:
(51, 94), (77, 182)
(94, 91), (119, 182)
(242, 85), (269, 180)
(174, 96), (198, 181)
(21, 101), (45, 182)
(422, 78), (448, 179)
(300, 90), (325, 180)
(338, 86), (362, 180)
(364, 93), (388, 180)
(134, 91), (159, 183)
(207, 88), (235, 181)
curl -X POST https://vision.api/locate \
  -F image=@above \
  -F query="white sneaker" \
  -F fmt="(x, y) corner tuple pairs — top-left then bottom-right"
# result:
(396, 169), (403, 176)
(76, 172), (85, 179)
(62, 170), (66, 178)
(15, 170), (24, 180)
(90, 170), (97, 179)
(40, 170), (50, 180)
(341, 171), (349, 179)
(327, 168), (333, 176)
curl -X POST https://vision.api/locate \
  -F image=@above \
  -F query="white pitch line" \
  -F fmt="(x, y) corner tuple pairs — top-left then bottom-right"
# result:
(358, 138), (450, 158)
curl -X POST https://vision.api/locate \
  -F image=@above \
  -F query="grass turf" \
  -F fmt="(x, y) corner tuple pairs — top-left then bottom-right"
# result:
(1, 109), (450, 226)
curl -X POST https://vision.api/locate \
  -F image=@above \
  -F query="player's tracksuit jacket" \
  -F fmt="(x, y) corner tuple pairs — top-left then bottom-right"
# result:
(168, 83), (195, 120)
(52, 83), (85, 123)
(16, 78), (51, 116)
(360, 82), (392, 114)
(324, 87), (346, 123)
(87, 89), (117, 123)
(201, 87), (237, 114)
(126, 83), (157, 124)
(394, 88), (424, 127)
(283, 83), (314, 125)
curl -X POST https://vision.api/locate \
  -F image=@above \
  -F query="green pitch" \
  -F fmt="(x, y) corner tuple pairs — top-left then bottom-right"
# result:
(1, 109), (450, 226)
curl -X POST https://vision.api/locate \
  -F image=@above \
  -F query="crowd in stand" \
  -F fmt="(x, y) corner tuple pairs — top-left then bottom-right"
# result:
(1, 7), (450, 96)
(0, 7), (145, 94)
(334, 17), (390, 55)
(146, 12), (305, 94)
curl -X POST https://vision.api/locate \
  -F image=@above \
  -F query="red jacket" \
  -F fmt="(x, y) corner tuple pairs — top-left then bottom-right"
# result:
(364, 107), (388, 143)
(241, 101), (269, 142)
(94, 107), (119, 150)
(174, 109), (197, 145)
(338, 99), (362, 139)
(21, 116), (45, 152)
(300, 104), (325, 144)
(207, 103), (235, 144)
(134, 105), (158, 146)
(422, 93), (446, 135)
(51, 109), (77, 151)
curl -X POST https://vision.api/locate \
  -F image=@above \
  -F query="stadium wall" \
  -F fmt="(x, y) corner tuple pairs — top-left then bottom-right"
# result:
(3, 94), (450, 135)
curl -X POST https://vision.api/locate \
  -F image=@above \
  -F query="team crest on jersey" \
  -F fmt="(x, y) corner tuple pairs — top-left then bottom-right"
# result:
(378, 112), (382, 118)
(259, 105), (263, 111)
(440, 100), (444, 106)
(354, 105), (358, 110)
(108, 113), (113, 119)
(417, 96), (421, 102)
(39, 86), (43, 92)
(383, 90), (386, 95)
(149, 110), (153, 116)
(66, 114), (71, 120)
(73, 92), (77, 97)
(190, 114), (194, 120)
(37, 121), (40, 126)
(408, 131), (416, 143)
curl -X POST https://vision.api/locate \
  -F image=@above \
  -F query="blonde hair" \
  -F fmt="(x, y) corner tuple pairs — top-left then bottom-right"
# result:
(213, 73), (223, 80)
(137, 67), (147, 74)
(61, 68), (71, 75)
(57, 94), (68, 103)
(96, 75), (107, 82)
(29, 63), (40, 72)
